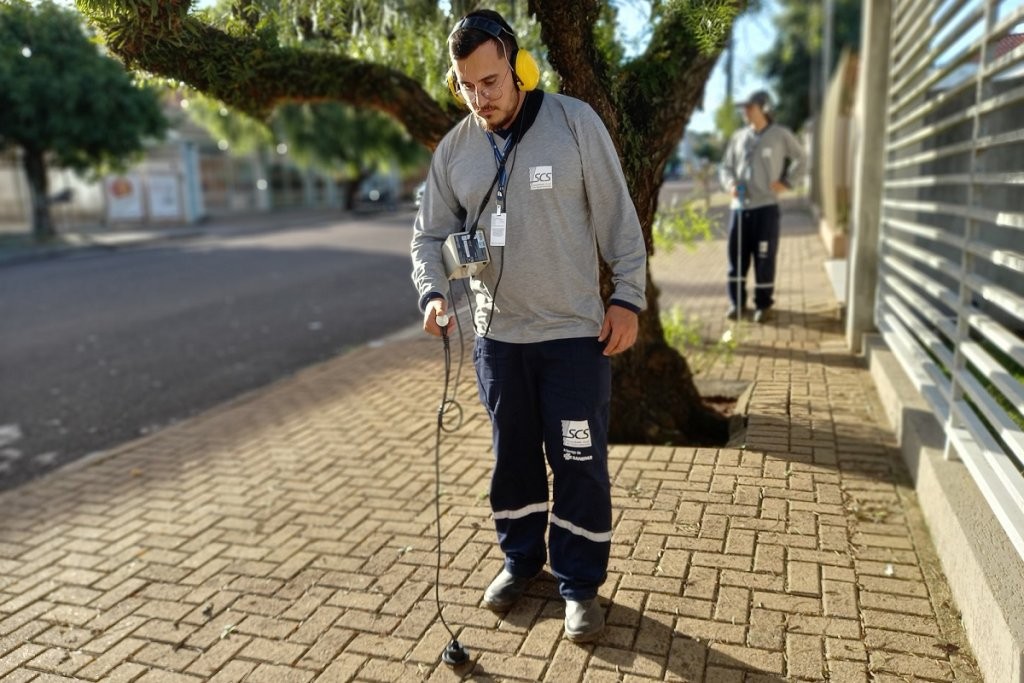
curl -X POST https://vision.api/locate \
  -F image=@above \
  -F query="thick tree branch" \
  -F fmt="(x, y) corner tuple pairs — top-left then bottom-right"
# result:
(527, 0), (617, 138)
(609, 2), (743, 230)
(621, 3), (741, 158)
(88, 6), (459, 149)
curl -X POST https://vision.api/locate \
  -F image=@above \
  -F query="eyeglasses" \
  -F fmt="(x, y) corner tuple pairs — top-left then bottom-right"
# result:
(459, 68), (511, 104)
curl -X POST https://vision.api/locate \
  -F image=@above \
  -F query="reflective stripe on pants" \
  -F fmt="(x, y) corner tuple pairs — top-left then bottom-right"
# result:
(474, 336), (611, 601)
(727, 204), (781, 310)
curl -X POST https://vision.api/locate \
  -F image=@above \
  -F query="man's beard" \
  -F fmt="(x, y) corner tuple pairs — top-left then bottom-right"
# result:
(473, 100), (516, 132)
(474, 112), (514, 132)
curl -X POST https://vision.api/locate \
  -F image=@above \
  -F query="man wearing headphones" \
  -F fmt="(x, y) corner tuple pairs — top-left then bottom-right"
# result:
(410, 9), (646, 642)
(719, 90), (806, 323)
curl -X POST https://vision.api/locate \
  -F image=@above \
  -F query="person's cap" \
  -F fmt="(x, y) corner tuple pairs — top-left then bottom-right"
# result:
(736, 90), (773, 111)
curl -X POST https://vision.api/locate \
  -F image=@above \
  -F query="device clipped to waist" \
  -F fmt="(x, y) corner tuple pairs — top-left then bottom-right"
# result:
(442, 230), (489, 279)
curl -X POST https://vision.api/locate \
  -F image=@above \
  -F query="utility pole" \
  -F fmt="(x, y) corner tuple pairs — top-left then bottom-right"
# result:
(823, 0), (835, 104)
(725, 32), (735, 103)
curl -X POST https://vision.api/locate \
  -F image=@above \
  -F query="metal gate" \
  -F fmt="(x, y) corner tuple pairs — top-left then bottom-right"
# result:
(877, 0), (1024, 557)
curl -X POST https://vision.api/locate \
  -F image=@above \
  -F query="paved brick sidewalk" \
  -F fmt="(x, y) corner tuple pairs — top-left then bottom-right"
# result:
(0, 199), (982, 681)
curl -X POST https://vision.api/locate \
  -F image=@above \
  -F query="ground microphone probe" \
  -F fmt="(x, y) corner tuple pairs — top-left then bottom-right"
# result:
(431, 307), (471, 668)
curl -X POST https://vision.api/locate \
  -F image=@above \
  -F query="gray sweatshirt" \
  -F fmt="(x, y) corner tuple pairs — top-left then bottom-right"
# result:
(411, 92), (647, 344)
(719, 123), (806, 210)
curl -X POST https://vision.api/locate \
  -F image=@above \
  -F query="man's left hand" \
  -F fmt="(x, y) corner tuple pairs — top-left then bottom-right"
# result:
(771, 181), (788, 194)
(598, 305), (639, 356)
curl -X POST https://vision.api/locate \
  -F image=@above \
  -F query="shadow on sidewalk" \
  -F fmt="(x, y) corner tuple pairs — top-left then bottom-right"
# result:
(746, 307), (842, 329)
(453, 595), (788, 681)
(731, 342), (864, 369)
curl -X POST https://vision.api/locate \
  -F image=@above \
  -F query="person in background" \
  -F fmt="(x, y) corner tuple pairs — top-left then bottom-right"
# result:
(719, 90), (806, 323)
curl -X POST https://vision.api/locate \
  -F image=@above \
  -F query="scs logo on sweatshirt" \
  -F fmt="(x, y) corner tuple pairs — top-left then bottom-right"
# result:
(529, 166), (553, 190)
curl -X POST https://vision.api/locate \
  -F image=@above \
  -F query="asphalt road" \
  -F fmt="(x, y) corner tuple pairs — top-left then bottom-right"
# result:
(0, 209), (426, 490)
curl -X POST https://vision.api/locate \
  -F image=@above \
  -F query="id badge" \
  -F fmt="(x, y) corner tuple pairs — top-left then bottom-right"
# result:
(490, 212), (507, 246)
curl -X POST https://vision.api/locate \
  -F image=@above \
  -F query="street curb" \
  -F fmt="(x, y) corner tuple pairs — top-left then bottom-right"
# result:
(16, 319), (436, 498)
(0, 229), (206, 268)
(0, 206), (377, 269)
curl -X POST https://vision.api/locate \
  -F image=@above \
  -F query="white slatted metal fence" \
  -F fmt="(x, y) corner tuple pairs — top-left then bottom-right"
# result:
(878, 0), (1024, 558)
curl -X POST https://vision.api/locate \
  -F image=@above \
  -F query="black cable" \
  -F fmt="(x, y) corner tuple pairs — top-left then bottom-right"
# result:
(481, 249), (505, 340)
(433, 327), (457, 640)
(448, 299), (466, 416)
(432, 301), (469, 666)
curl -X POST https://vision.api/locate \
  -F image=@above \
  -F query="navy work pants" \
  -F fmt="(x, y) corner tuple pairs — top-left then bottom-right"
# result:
(474, 336), (611, 601)
(727, 204), (781, 310)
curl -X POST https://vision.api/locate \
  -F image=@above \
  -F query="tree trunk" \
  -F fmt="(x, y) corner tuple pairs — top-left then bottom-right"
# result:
(22, 147), (56, 242)
(342, 179), (359, 211)
(605, 157), (730, 447)
(528, 0), (735, 446)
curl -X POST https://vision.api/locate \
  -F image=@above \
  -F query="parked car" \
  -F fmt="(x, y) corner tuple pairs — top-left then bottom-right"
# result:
(355, 174), (399, 212)
(414, 181), (426, 208)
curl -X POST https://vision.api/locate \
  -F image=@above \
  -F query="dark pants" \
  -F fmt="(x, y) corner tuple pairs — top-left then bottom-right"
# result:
(727, 204), (781, 310)
(473, 336), (611, 601)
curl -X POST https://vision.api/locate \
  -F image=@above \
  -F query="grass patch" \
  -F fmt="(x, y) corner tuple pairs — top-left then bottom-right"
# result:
(661, 306), (740, 375)
(653, 198), (714, 254)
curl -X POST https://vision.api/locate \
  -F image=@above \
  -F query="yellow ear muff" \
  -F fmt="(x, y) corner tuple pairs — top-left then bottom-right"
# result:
(446, 66), (466, 106)
(513, 49), (540, 92)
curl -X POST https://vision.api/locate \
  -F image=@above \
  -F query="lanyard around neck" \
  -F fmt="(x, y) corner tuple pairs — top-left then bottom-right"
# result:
(486, 133), (515, 212)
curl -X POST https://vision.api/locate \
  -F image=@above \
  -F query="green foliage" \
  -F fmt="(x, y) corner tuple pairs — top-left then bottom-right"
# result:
(660, 306), (740, 375)
(76, 0), (200, 56)
(272, 101), (428, 174)
(593, 0), (626, 67)
(184, 0), (547, 113)
(183, 93), (273, 154)
(662, 306), (704, 350)
(690, 130), (724, 162)
(0, 0), (167, 172)
(670, 0), (741, 56)
(616, 0), (739, 110)
(757, 0), (861, 130)
(183, 90), (427, 177)
(652, 197), (713, 254)
(253, 0), (452, 99)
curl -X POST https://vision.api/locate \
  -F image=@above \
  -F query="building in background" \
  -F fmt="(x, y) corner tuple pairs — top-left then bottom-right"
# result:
(0, 95), (405, 235)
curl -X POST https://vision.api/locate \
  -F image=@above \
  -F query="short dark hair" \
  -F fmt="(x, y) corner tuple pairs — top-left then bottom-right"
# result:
(448, 9), (518, 62)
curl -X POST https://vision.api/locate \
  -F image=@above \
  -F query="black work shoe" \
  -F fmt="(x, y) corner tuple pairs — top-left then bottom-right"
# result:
(564, 598), (605, 642)
(725, 306), (745, 320)
(482, 569), (535, 612)
(752, 308), (770, 324)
